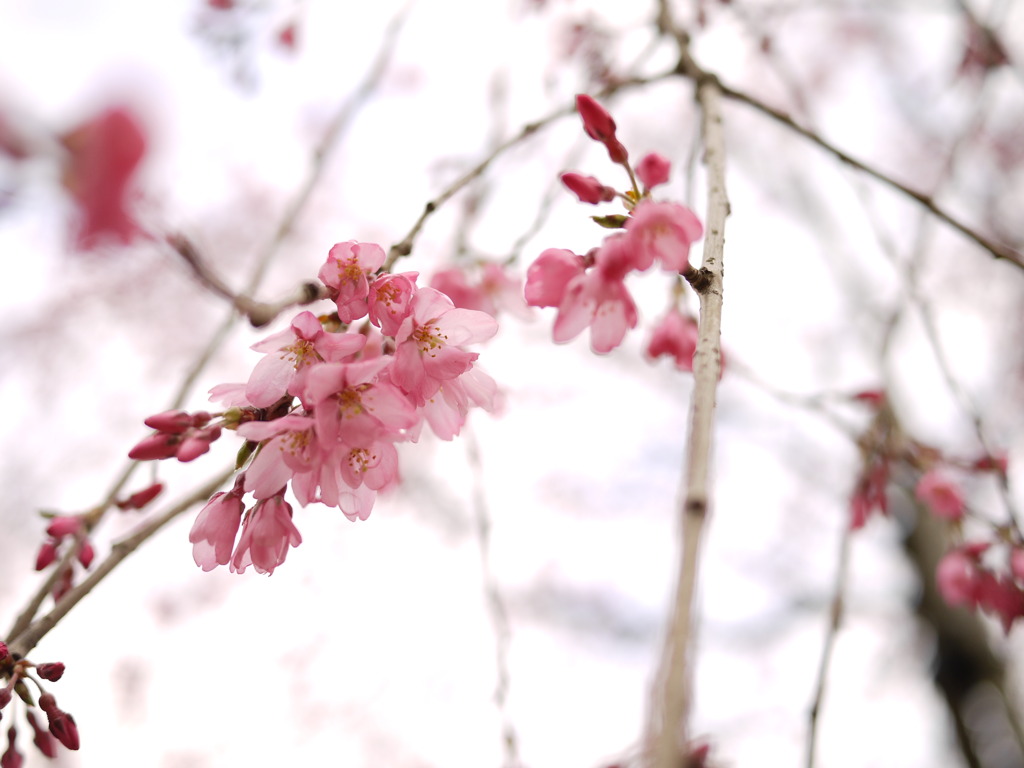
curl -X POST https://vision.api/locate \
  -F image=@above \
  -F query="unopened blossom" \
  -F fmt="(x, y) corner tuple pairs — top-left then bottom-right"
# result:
(189, 489), (244, 571)
(230, 495), (302, 575)
(318, 241), (387, 322)
(849, 459), (889, 529)
(60, 105), (147, 250)
(635, 153), (671, 190)
(915, 470), (965, 520)
(245, 310), (365, 408)
(625, 200), (704, 272)
(575, 94), (628, 163)
(560, 172), (615, 204)
(524, 249), (586, 308)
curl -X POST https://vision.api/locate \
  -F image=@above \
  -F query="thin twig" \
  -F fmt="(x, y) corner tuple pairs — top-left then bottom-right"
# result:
(707, 80), (1024, 272)
(465, 427), (521, 768)
(805, 522), (853, 768)
(647, 12), (729, 766)
(9, 468), (234, 658)
(383, 72), (671, 272)
(174, 4), (411, 408)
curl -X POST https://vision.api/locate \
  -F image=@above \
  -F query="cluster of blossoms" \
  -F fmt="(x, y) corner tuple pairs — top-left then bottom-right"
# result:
(132, 241), (500, 575)
(0, 641), (78, 766)
(848, 391), (1024, 630)
(525, 94), (713, 372)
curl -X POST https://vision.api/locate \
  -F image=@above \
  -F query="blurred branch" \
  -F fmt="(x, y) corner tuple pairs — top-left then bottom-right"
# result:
(465, 428), (521, 768)
(805, 523), (853, 768)
(9, 468), (234, 658)
(647, 5), (729, 764)
(701, 79), (1024, 273)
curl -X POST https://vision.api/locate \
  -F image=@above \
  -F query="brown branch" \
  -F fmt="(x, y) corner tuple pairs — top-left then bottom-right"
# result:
(705, 79), (1024, 273)
(9, 468), (234, 658)
(647, 18), (729, 768)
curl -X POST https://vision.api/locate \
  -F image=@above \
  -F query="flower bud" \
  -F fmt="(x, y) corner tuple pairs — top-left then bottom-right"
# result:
(560, 172), (615, 204)
(117, 482), (164, 511)
(34, 541), (58, 571)
(36, 663), (65, 683)
(0, 642), (7, 661)
(636, 153), (671, 190)
(128, 433), (179, 461)
(143, 410), (193, 433)
(77, 541), (95, 569)
(45, 517), (81, 539)
(46, 710), (79, 751)
(25, 711), (57, 758)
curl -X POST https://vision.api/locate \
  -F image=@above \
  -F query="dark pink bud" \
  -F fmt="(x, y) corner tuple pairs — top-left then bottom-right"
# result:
(852, 389), (885, 407)
(46, 710), (78, 751)
(560, 172), (615, 204)
(635, 153), (671, 190)
(34, 541), (58, 571)
(51, 569), (74, 602)
(77, 541), (95, 569)
(117, 482), (164, 511)
(575, 94), (617, 143)
(24, 712), (56, 759)
(2, 725), (23, 768)
(144, 410), (193, 433)
(36, 663), (64, 683)
(37, 695), (56, 716)
(0, 688), (11, 709)
(190, 411), (212, 428)
(45, 517), (81, 539)
(0, 642), (7, 661)
(128, 433), (179, 461)
(176, 435), (213, 462)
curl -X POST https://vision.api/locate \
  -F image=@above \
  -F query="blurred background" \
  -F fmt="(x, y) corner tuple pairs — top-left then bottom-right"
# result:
(2, 0), (1024, 766)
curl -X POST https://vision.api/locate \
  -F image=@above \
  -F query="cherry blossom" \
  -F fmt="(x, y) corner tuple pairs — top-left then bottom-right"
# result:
(229, 495), (302, 575)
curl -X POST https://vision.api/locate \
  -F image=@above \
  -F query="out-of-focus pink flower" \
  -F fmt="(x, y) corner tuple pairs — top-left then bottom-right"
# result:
(431, 268), (483, 313)
(973, 453), (1008, 473)
(276, 21), (298, 52)
(230, 495), (302, 575)
(189, 490), (244, 572)
(635, 153), (671, 190)
(525, 249), (586, 308)
(915, 470), (965, 520)
(561, 172), (615, 204)
(936, 549), (979, 606)
(60, 105), (147, 250)
(850, 459), (889, 529)
(625, 200), (704, 272)
(2, 724), (24, 768)
(645, 307), (699, 372)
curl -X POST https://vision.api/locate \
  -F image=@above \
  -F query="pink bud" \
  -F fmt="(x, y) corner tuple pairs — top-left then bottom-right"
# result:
(34, 541), (58, 571)
(576, 94), (616, 142)
(143, 410), (192, 433)
(77, 541), (95, 569)
(175, 436), (212, 462)
(45, 517), (81, 539)
(37, 695), (57, 716)
(635, 153), (671, 190)
(0, 688), (11, 709)
(2, 725), (23, 768)
(128, 433), (179, 461)
(852, 389), (886, 407)
(25, 711), (57, 758)
(36, 663), (65, 682)
(0, 642), (7, 661)
(46, 710), (78, 751)
(560, 172), (615, 204)
(51, 569), (74, 602)
(117, 482), (164, 510)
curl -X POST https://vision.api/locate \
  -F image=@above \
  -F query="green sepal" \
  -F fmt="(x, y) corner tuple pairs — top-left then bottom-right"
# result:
(591, 214), (628, 229)
(236, 441), (257, 470)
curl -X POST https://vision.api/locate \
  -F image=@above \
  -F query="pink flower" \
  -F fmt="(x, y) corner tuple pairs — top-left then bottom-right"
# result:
(433, 264), (530, 321)
(645, 308), (697, 371)
(245, 311), (365, 408)
(936, 549), (979, 606)
(849, 459), (889, 529)
(60, 105), (148, 250)
(230, 495), (302, 575)
(189, 489), (244, 571)
(550, 235), (641, 354)
(635, 153), (671, 190)
(392, 287), (498, 403)
(915, 470), (965, 520)
(525, 249), (586, 308)
(368, 271), (419, 336)
(318, 241), (387, 322)
(560, 172), (615, 204)
(625, 200), (704, 272)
